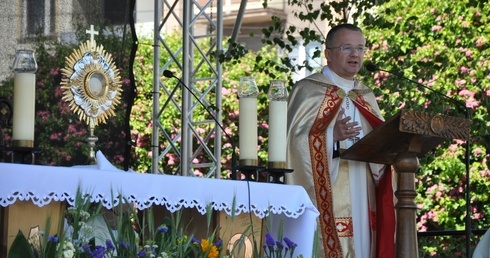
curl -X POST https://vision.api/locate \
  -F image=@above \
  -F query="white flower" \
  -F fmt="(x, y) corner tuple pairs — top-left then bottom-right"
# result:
(65, 241), (74, 249)
(79, 210), (91, 221)
(80, 223), (94, 235)
(158, 251), (170, 258)
(62, 249), (74, 258)
(59, 240), (76, 258)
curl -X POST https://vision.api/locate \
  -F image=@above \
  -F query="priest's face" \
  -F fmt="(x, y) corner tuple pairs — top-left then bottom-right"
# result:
(324, 28), (366, 80)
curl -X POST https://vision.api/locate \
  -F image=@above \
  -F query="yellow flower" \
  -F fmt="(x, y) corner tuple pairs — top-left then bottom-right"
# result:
(201, 239), (219, 258)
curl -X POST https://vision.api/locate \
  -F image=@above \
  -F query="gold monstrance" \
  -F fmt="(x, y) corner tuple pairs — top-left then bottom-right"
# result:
(60, 25), (122, 164)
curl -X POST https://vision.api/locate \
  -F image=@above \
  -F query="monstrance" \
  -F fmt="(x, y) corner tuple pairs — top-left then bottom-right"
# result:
(60, 25), (122, 164)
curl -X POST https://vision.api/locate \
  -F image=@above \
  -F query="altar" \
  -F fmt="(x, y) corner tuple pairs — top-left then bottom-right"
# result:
(0, 160), (319, 257)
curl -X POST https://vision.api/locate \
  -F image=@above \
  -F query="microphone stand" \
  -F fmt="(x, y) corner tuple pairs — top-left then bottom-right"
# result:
(366, 63), (472, 257)
(163, 70), (238, 179)
(366, 63), (469, 118)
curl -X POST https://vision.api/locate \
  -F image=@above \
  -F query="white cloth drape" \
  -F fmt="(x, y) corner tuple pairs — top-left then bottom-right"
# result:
(0, 151), (319, 257)
(474, 229), (490, 258)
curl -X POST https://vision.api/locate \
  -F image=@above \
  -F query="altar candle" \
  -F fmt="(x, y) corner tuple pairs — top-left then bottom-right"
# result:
(268, 100), (287, 162)
(239, 97), (258, 161)
(12, 50), (37, 148)
(238, 77), (259, 163)
(267, 80), (288, 164)
(13, 73), (36, 145)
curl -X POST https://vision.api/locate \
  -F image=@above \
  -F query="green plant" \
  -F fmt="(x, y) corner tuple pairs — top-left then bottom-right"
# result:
(361, 2), (490, 255)
(7, 186), (226, 258)
(253, 0), (490, 255)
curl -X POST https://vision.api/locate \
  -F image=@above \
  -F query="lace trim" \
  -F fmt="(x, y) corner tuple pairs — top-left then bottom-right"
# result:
(0, 191), (307, 219)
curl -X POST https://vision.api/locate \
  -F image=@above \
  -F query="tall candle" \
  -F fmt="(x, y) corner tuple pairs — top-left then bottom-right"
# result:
(238, 77), (259, 164)
(239, 97), (258, 161)
(12, 50), (37, 148)
(268, 100), (287, 162)
(267, 80), (288, 167)
(13, 73), (36, 145)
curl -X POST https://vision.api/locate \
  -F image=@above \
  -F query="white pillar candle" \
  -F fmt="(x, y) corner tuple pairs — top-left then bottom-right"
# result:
(239, 97), (258, 161)
(268, 100), (287, 162)
(13, 73), (36, 146)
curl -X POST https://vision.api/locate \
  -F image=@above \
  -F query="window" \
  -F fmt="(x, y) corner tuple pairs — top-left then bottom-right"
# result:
(23, 0), (56, 38)
(104, 0), (130, 25)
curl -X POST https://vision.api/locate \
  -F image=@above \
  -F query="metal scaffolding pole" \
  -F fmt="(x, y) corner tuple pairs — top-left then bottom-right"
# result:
(151, 0), (162, 174)
(152, 0), (225, 178)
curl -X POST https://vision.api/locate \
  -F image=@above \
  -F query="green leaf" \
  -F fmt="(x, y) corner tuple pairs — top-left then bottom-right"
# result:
(8, 230), (35, 258)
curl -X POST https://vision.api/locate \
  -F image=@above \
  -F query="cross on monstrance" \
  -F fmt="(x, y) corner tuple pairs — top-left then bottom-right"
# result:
(85, 25), (99, 52)
(86, 24), (99, 43)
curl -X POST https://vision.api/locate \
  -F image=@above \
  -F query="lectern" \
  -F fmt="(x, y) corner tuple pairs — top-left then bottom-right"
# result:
(341, 109), (470, 258)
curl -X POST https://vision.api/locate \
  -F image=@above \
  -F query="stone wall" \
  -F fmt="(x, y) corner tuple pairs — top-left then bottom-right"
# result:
(0, 0), (115, 84)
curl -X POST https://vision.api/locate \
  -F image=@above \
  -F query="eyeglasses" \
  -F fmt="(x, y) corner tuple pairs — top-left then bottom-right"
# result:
(327, 45), (365, 54)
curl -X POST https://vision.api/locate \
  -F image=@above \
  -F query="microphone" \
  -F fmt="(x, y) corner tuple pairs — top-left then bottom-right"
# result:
(163, 70), (174, 79)
(365, 63), (379, 73)
(365, 62), (469, 119)
(163, 70), (238, 179)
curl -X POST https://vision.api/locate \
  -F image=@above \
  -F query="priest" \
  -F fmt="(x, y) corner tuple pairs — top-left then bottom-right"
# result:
(286, 23), (396, 258)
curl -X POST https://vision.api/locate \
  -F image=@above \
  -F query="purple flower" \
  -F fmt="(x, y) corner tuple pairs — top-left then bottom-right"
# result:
(83, 244), (106, 258)
(214, 239), (223, 247)
(265, 233), (275, 248)
(82, 243), (91, 252)
(92, 246), (106, 258)
(283, 237), (297, 249)
(138, 250), (147, 257)
(276, 240), (284, 249)
(157, 226), (169, 233)
(191, 237), (201, 244)
(106, 239), (115, 251)
(120, 241), (131, 249)
(48, 236), (58, 242)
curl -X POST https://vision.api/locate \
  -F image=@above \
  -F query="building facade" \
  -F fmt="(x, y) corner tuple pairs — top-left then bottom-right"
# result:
(0, 0), (129, 83)
(0, 0), (328, 83)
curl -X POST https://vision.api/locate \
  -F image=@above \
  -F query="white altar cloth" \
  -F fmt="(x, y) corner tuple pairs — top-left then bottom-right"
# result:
(0, 162), (319, 257)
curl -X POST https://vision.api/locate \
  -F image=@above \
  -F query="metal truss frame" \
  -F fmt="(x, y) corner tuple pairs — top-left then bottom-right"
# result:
(151, 0), (230, 177)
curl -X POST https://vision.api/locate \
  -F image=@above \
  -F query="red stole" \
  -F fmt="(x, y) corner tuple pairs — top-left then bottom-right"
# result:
(308, 87), (395, 257)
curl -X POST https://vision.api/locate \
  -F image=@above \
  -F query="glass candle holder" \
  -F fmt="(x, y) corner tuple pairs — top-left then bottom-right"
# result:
(238, 77), (259, 165)
(267, 80), (288, 101)
(238, 77), (259, 98)
(13, 50), (38, 73)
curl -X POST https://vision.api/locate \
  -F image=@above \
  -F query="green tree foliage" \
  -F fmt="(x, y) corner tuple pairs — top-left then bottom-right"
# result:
(257, 0), (490, 255)
(363, 0), (490, 251)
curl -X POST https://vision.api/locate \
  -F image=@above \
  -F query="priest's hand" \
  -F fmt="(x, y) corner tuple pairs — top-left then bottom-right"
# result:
(333, 108), (361, 142)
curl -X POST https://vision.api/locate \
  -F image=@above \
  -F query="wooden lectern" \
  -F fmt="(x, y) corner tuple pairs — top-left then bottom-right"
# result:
(341, 109), (470, 258)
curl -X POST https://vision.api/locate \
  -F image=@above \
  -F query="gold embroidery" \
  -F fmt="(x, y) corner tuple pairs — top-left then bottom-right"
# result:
(348, 90), (357, 101)
(335, 217), (354, 237)
(308, 87), (344, 257)
(337, 88), (346, 98)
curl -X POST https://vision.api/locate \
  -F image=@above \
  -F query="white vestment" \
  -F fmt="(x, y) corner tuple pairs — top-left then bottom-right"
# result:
(286, 68), (389, 258)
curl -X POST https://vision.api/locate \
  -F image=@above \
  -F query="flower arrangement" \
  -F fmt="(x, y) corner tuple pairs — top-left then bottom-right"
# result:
(7, 187), (303, 258)
(263, 233), (300, 258)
